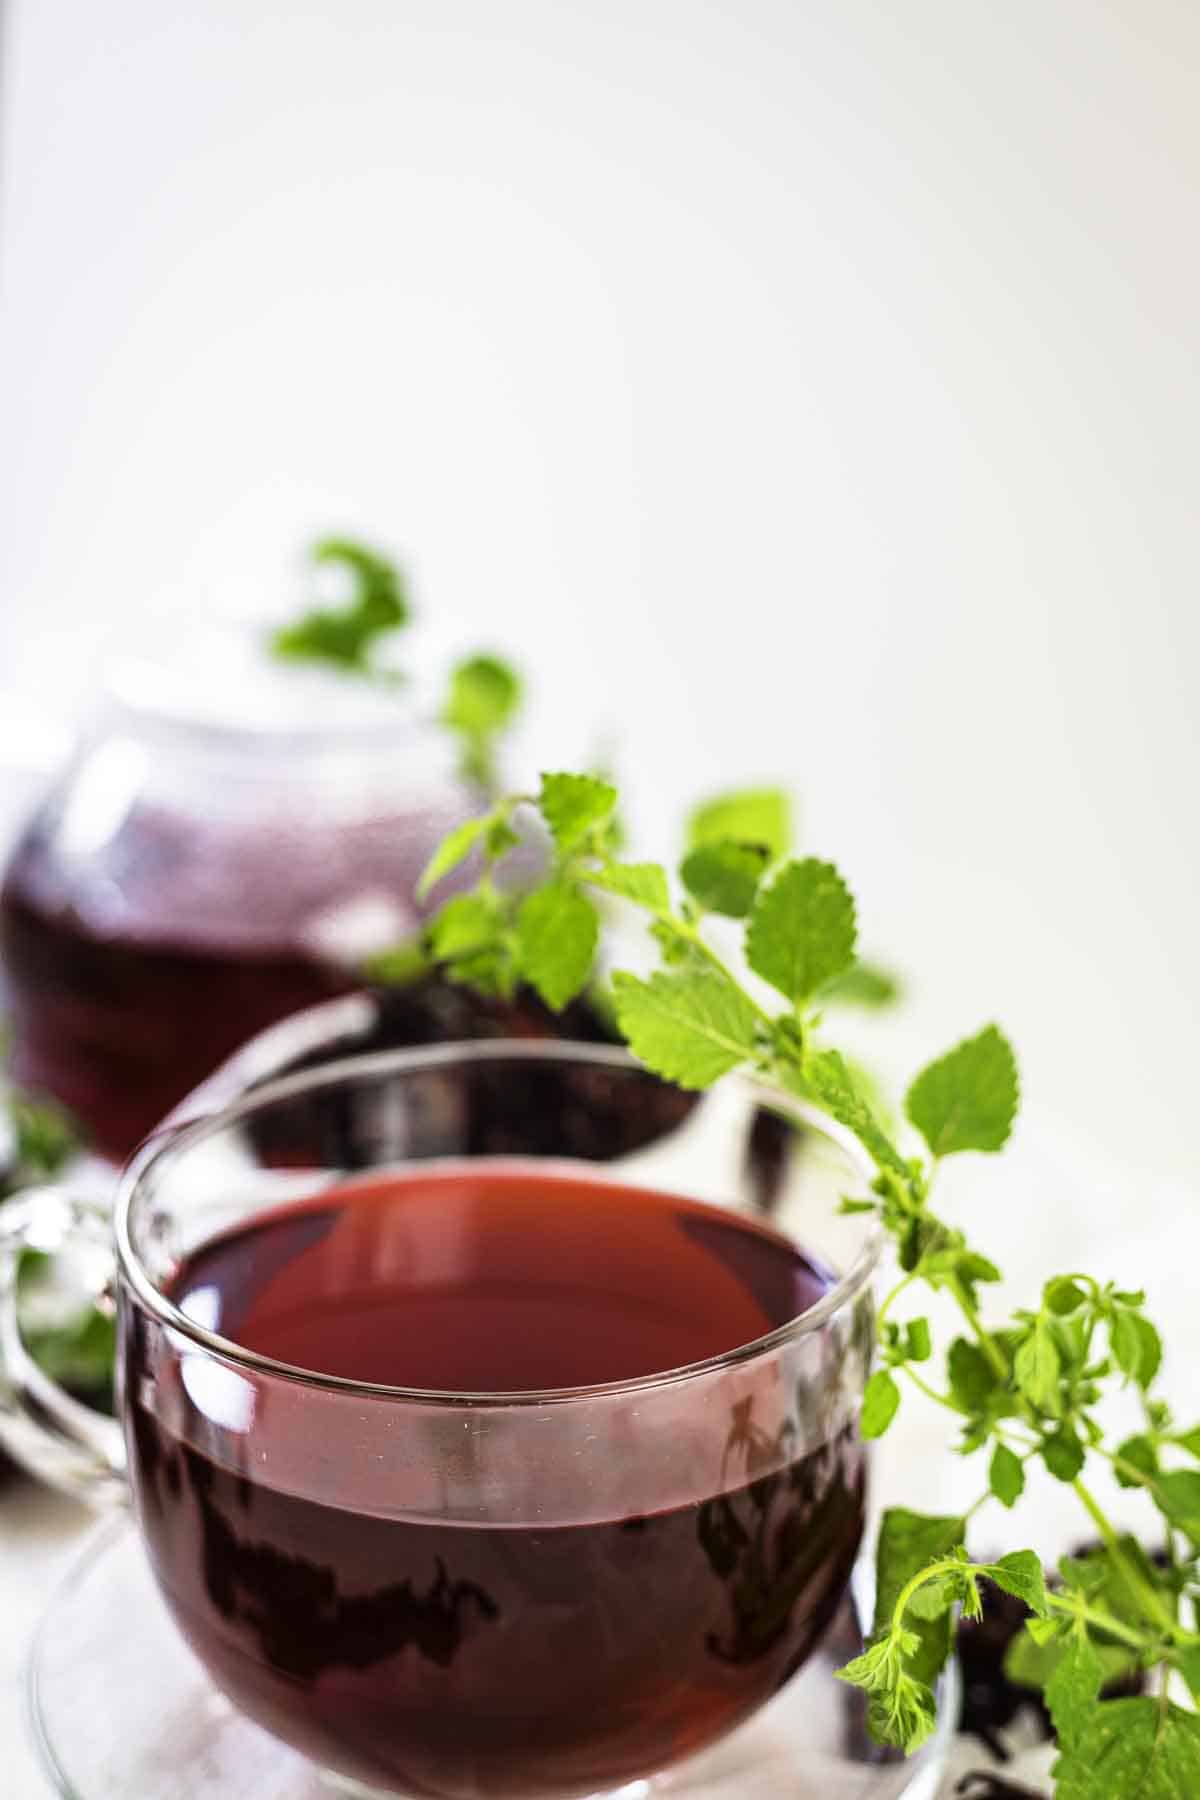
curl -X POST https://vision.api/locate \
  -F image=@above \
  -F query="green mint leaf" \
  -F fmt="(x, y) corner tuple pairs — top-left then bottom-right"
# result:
(1172, 1427), (1200, 1459)
(679, 842), (769, 918)
(1110, 1309), (1146, 1382)
(1045, 1276), (1088, 1316)
(989, 1443), (1026, 1508)
(587, 862), (671, 913)
(538, 772), (618, 856)
(1134, 1316), (1163, 1389)
(3, 1092), (81, 1194)
(363, 938), (430, 988)
(862, 1370), (901, 1438)
(514, 884), (599, 1011)
(1015, 1318), (1062, 1414)
(801, 1049), (909, 1177)
(904, 1024), (1019, 1157)
(745, 858), (857, 1005)
(905, 1318), (932, 1363)
(819, 959), (903, 1009)
(428, 893), (503, 960)
(1053, 1698), (1200, 1800)
(417, 815), (489, 900)
(872, 1509), (966, 1690)
(1045, 1632), (1105, 1753)
(610, 968), (759, 1090)
(865, 1674), (939, 1754)
(442, 654), (521, 735)
(485, 817), (520, 859)
(687, 787), (792, 860)
(1042, 1426), (1086, 1483)
(1114, 1434), (1159, 1491)
(441, 655), (523, 791)
(1007, 1626), (1134, 1695)
(271, 537), (409, 672)
(1176, 1645), (1200, 1703)
(1154, 1470), (1200, 1545)
(948, 1337), (999, 1413)
(20, 1301), (115, 1405)
(444, 945), (518, 1000)
(986, 1549), (1049, 1617)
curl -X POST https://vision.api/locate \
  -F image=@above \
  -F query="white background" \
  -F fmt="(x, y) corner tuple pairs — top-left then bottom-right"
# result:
(2, 0), (1198, 1186)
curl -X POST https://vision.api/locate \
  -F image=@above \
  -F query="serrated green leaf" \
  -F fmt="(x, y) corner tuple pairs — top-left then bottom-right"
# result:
(687, 787), (792, 860)
(948, 1337), (997, 1413)
(989, 1442), (1025, 1508)
(862, 1370), (901, 1438)
(610, 968), (759, 1090)
(1111, 1310), (1145, 1383)
(1015, 1319), (1061, 1414)
(1042, 1427), (1086, 1483)
(537, 771), (617, 856)
(801, 1048), (909, 1177)
(428, 892), (502, 960)
(864, 1674), (939, 1754)
(872, 1509), (965, 1691)
(680, 842), (769, 918)
(1045, 1632), (1105, 1753)
(271, 538), (410, 672)
(1114, 1434), (1159, 1491)
(587, 861), (671, 913)
(904, 1024), (1019, 1158)
(745, 858), (857, 1005)
(1045, 1276), (1087, 1315)
(514, 883), (598, 1011)
(363, 937), (430, 987)
(1154, 1470), (1200, 1544)
(1134, 1316), (1163, 1390)
(1172, 1427), (1200, 1459)
(442, 654), (521, 733)
(1054, 1698), (1200, 1799)
(417, 815), (489, 899)
(1176, 1645), (1200, 1703)
(1006, 1624), (1133, 1693)
(986, 1549), (1049, 1617)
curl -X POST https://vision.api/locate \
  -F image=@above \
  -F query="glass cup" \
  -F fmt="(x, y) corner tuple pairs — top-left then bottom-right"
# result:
(0, 1042), (879, 1800)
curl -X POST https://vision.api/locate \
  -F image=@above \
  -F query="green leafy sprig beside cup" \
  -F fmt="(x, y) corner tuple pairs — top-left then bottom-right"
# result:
(403, 769), (1200, 1799)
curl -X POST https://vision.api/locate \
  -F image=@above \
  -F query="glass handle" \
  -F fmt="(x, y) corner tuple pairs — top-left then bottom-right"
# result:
(0, 1185), (128, 1505)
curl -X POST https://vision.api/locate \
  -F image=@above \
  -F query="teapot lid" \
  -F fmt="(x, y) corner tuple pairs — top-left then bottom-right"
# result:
(101, 618), (436, 750)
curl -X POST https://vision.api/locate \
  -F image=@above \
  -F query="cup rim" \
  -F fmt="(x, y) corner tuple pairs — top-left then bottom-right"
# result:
(115, 1039), (882, 1409)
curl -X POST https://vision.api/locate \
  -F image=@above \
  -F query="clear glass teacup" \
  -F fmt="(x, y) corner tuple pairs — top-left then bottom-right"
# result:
(0, 1042), (879, 1800)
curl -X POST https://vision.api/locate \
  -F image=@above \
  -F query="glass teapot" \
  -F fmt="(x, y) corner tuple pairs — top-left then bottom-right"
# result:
(0, 628), (475, 1164)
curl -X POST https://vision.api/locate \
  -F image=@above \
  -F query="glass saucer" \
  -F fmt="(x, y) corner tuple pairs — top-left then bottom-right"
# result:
(28, 1517), (956, 1800)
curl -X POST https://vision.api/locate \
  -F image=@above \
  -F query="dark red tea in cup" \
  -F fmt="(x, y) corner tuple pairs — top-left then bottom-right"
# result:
(125, 1164), (866, 1799)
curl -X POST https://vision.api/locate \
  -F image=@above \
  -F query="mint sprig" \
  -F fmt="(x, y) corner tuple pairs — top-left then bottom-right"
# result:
(271, 538), (410, 674)
(404, 769), (1199, 1794)
(268, 538), (523, 792)
(440, 654), (522, 793)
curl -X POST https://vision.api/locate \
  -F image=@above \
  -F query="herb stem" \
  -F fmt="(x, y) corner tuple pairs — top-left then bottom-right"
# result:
(948, 1276), (1009, 1383)
(877, 1273), (918, 1333)
(1072, 1478), (1181, 1641)
(900, 1364), (966, 1416)
(1044, 1592), (1157, 1656)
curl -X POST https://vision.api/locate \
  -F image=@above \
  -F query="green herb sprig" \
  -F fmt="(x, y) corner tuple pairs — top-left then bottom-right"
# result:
(271, 538), (411, 675)
(408, 770), (1200, 1798)
(268, 537), (523, 793)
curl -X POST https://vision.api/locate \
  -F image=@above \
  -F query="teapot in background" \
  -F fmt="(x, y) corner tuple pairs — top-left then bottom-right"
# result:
(0, 627), (476, 1164)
